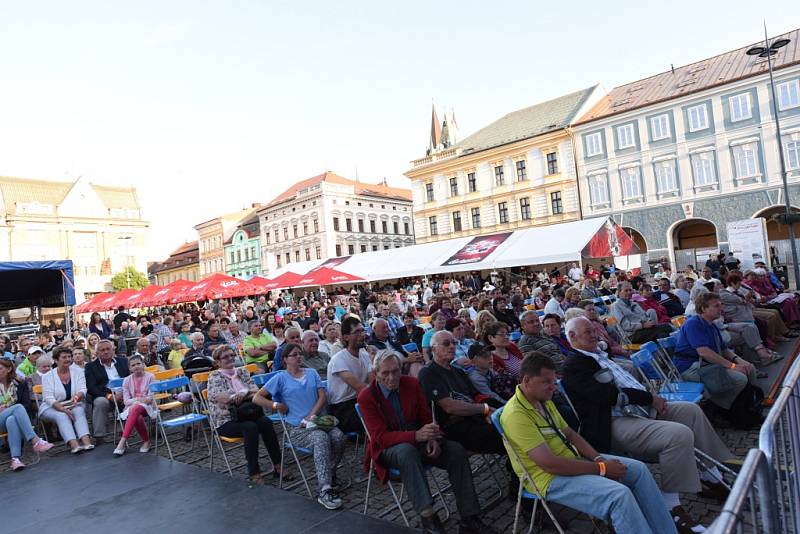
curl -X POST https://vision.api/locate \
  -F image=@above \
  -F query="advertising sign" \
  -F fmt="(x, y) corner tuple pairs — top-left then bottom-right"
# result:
(581, 219), (640, 258)
(727, 219), (769, 271)
(441, 232), (512, 266)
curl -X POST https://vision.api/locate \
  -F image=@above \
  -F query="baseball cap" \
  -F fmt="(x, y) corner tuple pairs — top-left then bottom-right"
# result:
(467, 342), (494, 359)
(28, 346), (44, 355)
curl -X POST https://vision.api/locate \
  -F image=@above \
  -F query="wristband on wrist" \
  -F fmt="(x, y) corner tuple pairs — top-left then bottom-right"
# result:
(597, 461), (607, 477)
(272, 401), (278, 411)
(592, 455), (603, 462)
(483, 403), (490, 415)
(730, 362), (736, 370)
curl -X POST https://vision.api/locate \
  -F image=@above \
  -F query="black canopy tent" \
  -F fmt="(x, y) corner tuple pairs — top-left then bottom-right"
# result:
(0, 260), (77, 333)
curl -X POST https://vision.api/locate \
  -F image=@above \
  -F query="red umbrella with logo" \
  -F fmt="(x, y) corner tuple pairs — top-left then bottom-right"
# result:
(175, 273), (259, 303)
(147, 279), (195, 306)
(113, 284), (163, 309)
(261, 271), (304, 291)
(247, 276), (273, 295)
(76, 292), (111, 314)
(294, 267), (365, 287)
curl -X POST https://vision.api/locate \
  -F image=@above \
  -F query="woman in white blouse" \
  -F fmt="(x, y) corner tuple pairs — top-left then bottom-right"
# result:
(40, 345), (94, 453)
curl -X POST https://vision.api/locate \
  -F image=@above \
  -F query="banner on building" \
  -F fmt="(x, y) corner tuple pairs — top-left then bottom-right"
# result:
(310, 256), (351, 272)
(582, 219), (639, 258)
(441, 232), (512, 266)
(726, 219), (769, 271)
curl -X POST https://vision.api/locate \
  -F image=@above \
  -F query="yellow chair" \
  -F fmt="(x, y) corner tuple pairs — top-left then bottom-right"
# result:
(145, 365), (161, 373)
(242, 363), (259, 374)
(418, 316), (431, 324)
(201, 389), (246, 476)
(154, 368), (185, 381)
(671, 315), (686, 328)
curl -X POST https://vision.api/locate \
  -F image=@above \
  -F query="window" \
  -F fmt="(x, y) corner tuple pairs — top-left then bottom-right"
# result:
(729, 93), (752, 122)
(550, 191), (563, 214)
(305, 248), (311, 261)
(293, 224), (298, 238)
(335, 244), (342, 256)
(498, 202), (509, 223)
(347, 245), (355, 255)
(295, 251), (300, 262)
(616, 124), (635, 149)
(692, 152), (717, 187)
(585, 132), (603, 157)
(732, 143), (759, 179)
(372, 245), (378, 251)
(315, 246), (321, 259)
(519, 198), (531, 220)
(650, 114), (670, 141)
(452, 211), (462, 231)
(429, 216), (438, 236)
(276, 256), (281, 268)
(393, 221), (399, 234)
(285, 252), (290, 264)
(358, 219), (364, 232)
(251, 246), (255, 259)
(620, 167), (643, 201)
(777, 80), (800, 110)
(265, 233), (270, 245)
(283, 227), (288, 240)
(382, 221), (388, 233)
(546, 152), (558, 174)
(230, 252), (235, 264)
(786, 139), (800, 170)
(449, 177), (459, 196)
(370, 220), (376, 233)
(273, 229), (279, 242)
(425, 183), (434, 202)
(494, 165), (505, 186)
(516, 160), (527, 181)
(471, 207), (481, 228)
(654, 161), (678, 194)
(345, 219), (352, 232)
(302, 222), (308, 235)
(404, 222), (410, 235)
(313, 219), (319, 233)
(333, 218), (340, 231)
(687, 104), (708, 132)
(360, 245), (367, 253)
(467, 172), (477, 192)
(243, 249), (247, 261)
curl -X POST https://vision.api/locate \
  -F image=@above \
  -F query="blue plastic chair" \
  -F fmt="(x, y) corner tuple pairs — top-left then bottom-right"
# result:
(630, 348), (703, 402)
(509, 331), (522, 342)
(149, 376), (210, 461)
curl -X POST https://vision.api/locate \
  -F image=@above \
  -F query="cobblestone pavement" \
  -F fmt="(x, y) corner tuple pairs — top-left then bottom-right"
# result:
(8, 339), (793, 533)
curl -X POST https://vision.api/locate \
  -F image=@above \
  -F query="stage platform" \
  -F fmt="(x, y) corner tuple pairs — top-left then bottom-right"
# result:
(1, 451), (414, 534)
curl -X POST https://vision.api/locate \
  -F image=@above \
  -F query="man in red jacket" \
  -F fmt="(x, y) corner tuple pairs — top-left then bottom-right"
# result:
(358, 351), (494, 534)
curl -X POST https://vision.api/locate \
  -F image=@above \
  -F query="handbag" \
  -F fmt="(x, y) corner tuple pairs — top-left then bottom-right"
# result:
(230, 400), (263, 422)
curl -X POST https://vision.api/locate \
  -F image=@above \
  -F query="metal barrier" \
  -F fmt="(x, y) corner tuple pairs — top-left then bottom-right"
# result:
(759, 356), (800, 533)
(708, 356), (800, 533)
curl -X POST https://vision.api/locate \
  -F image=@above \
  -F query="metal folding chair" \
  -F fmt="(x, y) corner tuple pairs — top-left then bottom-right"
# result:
(355, 403), (450, 526)
(630, 345), (703, 403)
(150, 376), (210, 464)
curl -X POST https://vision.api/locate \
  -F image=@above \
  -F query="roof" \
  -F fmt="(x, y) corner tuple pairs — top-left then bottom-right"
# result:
(265, 171), (411, 208)
(149, 241), (199, 274)
(576, 27), (800, 124)
(0, 176), (141, 214)
(453, 86), (598, 154)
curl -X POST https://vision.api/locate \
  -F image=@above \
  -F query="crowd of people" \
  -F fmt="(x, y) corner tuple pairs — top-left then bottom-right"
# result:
(2, 256), (798, 534)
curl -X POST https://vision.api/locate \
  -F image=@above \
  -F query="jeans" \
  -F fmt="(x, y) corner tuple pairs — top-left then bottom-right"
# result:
(546, 454), (677, 534)
(218, 417), (282, 476)
(0, 405), (37, 458)
(41, 405), (90, 443)
(380, 440), (480, 517)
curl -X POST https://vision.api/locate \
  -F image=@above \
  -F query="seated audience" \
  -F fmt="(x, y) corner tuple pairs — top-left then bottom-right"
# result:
(421, 312), (447, 361)
(85, 339), (130, 442)
(518, 310), (565, 372)
(17, 345), (43, 378)
(318, 321), (344, 356)
(638, 284), (671, 324)
(40, 346), (94, 453)
(326, 316), (372, 435)
(465, 343), (507, 404)
(113, 354), (156, 456)
(652, 279), (686, 317)
(301, 331), (331, 379)
(562, 316), (734, 533)
(482, 321), (522, 399)
(542, 314), (571, 357)
(207, 345), (284, 485)
(272, 326), (302, 371)
(0, 359), (53, 470)
(611, 282), (673, 343)
(501, 353), (675, 534)
(358, 351), (496, 534)
(243, 320), (277, 373)
(181, 332), (214, 378)
(543, 289), (566, 319)
(256, 343), (345, 510)
(31, 355), (53, 388)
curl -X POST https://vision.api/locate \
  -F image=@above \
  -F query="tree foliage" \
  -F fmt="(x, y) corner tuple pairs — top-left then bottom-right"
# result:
(111, 266), (149, 291)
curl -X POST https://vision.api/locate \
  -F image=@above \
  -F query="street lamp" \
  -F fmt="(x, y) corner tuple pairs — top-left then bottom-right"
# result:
(746, 29), (800, 287)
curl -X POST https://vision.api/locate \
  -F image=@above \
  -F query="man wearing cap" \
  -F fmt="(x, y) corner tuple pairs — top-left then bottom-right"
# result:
(17, 345), (43, 378)
(464, 343), (506, 404)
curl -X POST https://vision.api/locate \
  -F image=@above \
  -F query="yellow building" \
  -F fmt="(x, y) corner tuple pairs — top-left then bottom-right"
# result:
(405, 87), (602, 243)
(148, 241), (200, 285)
(0, 175), (149, 299)
(195, 206), (259, 277)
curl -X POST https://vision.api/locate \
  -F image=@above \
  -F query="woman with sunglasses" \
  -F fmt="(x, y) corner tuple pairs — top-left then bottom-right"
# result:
(207, 345), (284, 486)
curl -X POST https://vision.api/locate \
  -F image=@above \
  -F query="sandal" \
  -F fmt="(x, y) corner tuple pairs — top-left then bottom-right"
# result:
(273, 469), (295, 482)
(760, 351), (785, 366)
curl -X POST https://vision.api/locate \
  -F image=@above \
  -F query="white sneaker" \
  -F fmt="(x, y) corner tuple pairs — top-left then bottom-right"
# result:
(113, 445), (126, 456)
(139, 442), (151, 453)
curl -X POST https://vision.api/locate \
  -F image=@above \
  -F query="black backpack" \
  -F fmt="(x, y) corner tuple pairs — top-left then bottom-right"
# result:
(724, 383), (765, 430)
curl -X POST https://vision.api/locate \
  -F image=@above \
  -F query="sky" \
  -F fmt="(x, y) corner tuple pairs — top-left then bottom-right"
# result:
(1, 1), (799, 261)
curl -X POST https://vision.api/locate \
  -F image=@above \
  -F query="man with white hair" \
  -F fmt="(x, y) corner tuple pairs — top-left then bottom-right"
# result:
(301, 330), (331, 379)
(561, 316), (734, 534)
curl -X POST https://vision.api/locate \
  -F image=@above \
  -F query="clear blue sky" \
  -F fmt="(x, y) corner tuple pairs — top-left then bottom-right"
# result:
(1, 1), (798, 260)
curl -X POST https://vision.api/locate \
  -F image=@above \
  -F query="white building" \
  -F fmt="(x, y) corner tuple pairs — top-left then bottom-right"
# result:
(257, 171), (414, 276)
(572, 27), (800, 273)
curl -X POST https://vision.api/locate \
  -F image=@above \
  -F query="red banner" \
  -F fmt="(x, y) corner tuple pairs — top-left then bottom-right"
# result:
(581, 220), (640, 258)
(442, 232), (512, 266)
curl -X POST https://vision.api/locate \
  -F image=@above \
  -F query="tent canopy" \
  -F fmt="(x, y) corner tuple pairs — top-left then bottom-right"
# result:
(269, 217), (639, 284)
(0, 260), (76, 309)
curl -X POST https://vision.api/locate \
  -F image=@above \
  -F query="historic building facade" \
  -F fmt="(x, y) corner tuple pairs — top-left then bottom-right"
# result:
(572, 27), (800, 271)
(224, 211), (261, 278)
(257, 171), (414, 276)
(0, 175), (149, 299)
(148, 241), (200, 285)
(195, 206), (259, 277)
(404, 87), (603, 244)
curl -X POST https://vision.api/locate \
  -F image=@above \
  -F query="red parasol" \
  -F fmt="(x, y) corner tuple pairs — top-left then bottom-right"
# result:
(294, 267), (365, 287)
(261, 271), (304, 291)
(147, 279), (196, 307)
(173, 273), (259, 303)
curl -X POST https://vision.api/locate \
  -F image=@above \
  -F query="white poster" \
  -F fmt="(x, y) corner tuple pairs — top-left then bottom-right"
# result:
(727, 219), (769, 271)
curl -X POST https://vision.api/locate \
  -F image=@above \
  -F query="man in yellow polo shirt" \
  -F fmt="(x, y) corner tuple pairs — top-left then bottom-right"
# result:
(500, 353), (676, 534)
(243, 320), (276, 372)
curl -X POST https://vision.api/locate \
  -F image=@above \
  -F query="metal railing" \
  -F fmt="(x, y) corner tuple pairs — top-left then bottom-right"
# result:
(708, 356), (800, 533)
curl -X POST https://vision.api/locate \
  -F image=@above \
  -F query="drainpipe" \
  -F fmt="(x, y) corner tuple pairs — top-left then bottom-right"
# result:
(566, 126), (584, 221)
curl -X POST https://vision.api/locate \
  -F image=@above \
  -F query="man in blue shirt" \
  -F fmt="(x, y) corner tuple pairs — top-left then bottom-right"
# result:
(674, 292), (755, 411)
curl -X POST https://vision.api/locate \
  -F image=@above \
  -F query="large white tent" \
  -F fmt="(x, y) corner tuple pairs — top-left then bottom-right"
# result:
(265, 217), (640, 285)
